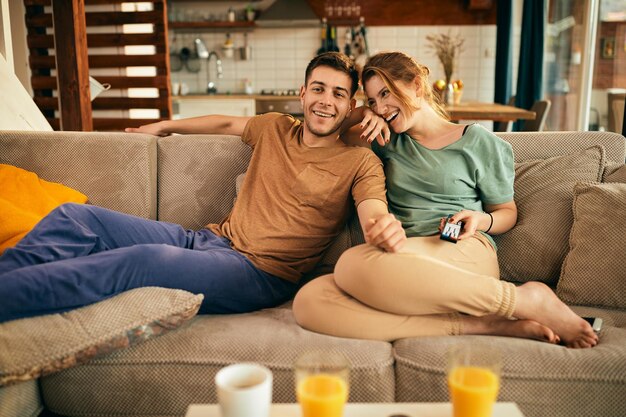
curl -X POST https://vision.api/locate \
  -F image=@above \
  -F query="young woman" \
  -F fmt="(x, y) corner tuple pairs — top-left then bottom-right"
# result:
(293, 51), (598, 349)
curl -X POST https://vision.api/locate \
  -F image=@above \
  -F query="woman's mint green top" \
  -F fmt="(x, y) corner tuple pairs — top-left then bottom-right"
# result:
(372, 124), (514, 248)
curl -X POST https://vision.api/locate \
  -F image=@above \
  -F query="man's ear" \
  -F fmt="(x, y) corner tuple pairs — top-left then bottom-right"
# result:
(350, 98), (356, 112)
(299, 85), (306, 105)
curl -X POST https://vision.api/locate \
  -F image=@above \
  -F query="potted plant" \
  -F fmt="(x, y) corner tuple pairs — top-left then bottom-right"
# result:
(426, 31), (464, 104)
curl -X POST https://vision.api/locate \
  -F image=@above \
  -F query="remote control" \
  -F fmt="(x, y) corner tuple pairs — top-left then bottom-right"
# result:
(440, 215), (463, 243)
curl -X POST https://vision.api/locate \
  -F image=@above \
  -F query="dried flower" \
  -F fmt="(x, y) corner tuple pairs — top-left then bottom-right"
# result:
(426, 31), (465, 84)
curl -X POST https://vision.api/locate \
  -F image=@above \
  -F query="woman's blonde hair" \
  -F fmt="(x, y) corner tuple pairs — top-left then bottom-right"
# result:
(362, 51), (449, 120)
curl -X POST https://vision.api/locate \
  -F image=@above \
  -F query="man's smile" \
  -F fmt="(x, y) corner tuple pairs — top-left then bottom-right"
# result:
(312, 110), (335, 118)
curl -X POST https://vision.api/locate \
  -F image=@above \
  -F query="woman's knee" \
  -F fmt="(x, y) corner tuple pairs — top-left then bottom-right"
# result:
(334, 244), (382, 291)
(293, 275), (333, 330)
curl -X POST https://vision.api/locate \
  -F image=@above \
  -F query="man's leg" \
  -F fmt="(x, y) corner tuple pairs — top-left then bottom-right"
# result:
(0, 203), (195, 274)
(0, 237), (297, 322)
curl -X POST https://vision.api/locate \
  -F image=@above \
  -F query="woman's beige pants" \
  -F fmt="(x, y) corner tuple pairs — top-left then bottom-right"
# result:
(293, 233), (516, 341)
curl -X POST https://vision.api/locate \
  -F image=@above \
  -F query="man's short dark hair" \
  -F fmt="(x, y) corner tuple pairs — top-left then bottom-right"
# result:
(305, 52), (359, 97)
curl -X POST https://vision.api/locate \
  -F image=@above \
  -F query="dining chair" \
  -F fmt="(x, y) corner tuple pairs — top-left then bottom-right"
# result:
(607, 91), (626, 134)
(520, 99), (551, 131)
(494, 96), (517, 132)
(494, 97), (551, 132)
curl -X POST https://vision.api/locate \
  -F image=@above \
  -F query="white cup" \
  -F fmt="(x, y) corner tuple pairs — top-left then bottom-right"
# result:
(89, 76), (111, 101)
(215, 363), (273, 417)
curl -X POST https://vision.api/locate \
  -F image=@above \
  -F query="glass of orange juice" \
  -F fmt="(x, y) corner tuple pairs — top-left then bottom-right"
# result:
(294, 350), (349, 417)
(447, 344), (501, 417)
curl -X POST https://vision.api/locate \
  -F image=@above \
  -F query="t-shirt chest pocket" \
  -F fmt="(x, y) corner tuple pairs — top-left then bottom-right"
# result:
(292, 164), (340, 207)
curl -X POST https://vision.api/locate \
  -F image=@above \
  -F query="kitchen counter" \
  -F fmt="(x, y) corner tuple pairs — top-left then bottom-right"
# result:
(173, 92), (368, 101)
(173, 94), (297, 100)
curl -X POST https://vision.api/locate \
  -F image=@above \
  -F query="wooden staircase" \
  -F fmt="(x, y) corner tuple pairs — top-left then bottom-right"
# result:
(24, 0), (172, 131)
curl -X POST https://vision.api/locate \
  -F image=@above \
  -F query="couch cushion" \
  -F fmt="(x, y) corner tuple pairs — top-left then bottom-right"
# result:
(394, 328), (626, 417)
(556, 182), (626, 309)
(0, 131), (157, 219)
(493, 146), (605, 285)
(0, 287), (201, 387)
(602, 163), (626, 183)
(41, 304), (395, 417)
(0, 380), (42, 417)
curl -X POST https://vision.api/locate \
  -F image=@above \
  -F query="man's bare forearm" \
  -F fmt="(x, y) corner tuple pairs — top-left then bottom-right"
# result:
(126, 115), (251, 137)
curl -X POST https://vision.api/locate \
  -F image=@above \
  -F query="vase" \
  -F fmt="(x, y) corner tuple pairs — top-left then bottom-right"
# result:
(444, 82), (454, 105)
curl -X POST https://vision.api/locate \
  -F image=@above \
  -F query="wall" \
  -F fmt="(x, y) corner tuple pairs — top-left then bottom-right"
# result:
(170, 25), (499, 103)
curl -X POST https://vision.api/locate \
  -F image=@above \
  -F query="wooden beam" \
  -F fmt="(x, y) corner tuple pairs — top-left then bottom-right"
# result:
(28, 33), (165, 48)
(32, 75), (170, 89)
(27, 10), (164, 27)
(35, 96), (169, 110)
(51, 0), (92, 130)
(30, 53), (167, 69)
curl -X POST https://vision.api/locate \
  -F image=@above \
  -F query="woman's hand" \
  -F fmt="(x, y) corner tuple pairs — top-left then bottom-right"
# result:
(359, 108), (391, 146)
(438, 210), (492, 241)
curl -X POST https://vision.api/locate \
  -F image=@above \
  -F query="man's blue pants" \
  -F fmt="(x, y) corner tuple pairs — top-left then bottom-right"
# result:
(0, 203), (298, 323)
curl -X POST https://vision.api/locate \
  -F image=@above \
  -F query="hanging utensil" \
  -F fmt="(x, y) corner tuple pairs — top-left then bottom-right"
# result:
(330, 26), (340, 52)
(359, 17), (369, 56)
(344, 27), (353, 58)
(317, 18), (328, 55)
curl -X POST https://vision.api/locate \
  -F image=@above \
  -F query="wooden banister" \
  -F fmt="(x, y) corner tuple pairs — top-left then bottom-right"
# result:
(51, 0), (93, 131)
(24, 0), (172, 131)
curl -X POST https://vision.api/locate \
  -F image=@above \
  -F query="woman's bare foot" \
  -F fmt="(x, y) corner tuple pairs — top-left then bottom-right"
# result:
(513, 282), (598, 348)
(462, 315), (559, 344)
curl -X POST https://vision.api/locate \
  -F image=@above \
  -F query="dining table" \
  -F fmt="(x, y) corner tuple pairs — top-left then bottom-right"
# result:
(444, 101), (536, 122)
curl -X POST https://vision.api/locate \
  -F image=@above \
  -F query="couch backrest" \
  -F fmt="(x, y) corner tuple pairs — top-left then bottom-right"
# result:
(0, 130), (157, 219)
(497, 131), (625, 163)
(156, 131), (625, 278)
(157, 135), (252, 228)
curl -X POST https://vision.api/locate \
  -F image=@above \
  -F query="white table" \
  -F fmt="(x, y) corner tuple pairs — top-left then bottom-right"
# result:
(186, 402), (525, 417)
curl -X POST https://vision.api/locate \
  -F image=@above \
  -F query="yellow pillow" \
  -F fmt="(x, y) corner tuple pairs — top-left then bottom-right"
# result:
(0, 164), (88, 253)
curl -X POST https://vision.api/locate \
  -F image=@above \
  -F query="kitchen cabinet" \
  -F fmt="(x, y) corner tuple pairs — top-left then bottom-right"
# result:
(173, 97), (255, 119)
(169, 21), (255, 30)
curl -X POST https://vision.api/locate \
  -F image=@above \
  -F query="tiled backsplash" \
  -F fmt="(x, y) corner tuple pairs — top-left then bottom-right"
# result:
(171, 25), (512, 103)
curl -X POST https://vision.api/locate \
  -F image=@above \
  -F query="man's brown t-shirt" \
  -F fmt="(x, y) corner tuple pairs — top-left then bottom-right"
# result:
(207, 113), (386, 282)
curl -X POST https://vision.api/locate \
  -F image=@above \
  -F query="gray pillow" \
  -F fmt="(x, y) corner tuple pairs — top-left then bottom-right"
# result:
(0, 287), (202, 387)
(493, 146), (605, 285)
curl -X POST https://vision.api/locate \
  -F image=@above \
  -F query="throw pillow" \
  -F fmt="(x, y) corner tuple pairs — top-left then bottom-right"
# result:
(0, 287), (202, 387)
(603, 163), (626, 183)
(0, 164), (88, 254)
(556, 182), (626, 308)
(493, 146), (605, 285)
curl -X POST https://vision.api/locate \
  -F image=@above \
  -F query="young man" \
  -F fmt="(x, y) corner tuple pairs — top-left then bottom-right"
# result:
(0, 52), (405, 323)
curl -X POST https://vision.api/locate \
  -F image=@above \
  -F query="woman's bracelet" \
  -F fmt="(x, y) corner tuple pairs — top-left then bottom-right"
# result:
(485, 212), (494, 233)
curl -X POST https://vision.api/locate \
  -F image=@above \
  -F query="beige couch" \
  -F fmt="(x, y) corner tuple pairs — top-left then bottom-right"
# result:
(1, 130), (625, 417)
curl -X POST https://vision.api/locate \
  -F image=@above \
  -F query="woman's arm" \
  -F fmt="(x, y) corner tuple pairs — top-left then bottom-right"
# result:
(447, 200), (517, 241)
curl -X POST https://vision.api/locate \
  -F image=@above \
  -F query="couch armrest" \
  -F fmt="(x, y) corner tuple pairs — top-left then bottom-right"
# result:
(0, 130), (157, 219)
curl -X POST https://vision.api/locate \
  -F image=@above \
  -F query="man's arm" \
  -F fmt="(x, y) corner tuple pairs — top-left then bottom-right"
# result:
(125, 115), (252, 137)
(357, 198), (406, 253)
(340, 106), (390, 147)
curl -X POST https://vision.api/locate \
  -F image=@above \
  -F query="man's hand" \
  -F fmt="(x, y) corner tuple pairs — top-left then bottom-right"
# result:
(125, 121), (169, 136)
(365, 213), (406, 252)
(359, 108), (391, 146)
